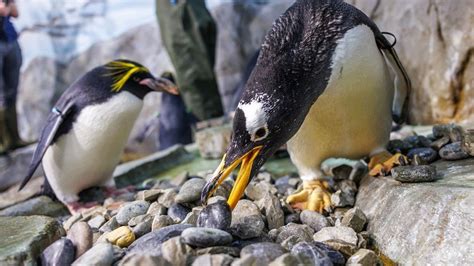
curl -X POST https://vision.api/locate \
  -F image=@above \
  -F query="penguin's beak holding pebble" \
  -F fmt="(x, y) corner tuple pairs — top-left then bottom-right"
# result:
(201, 146), (263, 209)
(140, 77), (179, 95)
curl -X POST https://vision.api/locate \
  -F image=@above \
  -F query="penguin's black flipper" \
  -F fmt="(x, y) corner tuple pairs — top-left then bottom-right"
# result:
(376, 33), (412, 124)
(18, 102), (75, 191)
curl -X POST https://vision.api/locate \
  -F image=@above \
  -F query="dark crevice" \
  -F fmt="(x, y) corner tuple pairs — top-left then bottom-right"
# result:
(427, 0), (446, 47)
(451, 48), (474, 118)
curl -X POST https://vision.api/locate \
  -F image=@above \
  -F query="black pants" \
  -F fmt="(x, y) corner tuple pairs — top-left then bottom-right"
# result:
(0, 40), (22, 108)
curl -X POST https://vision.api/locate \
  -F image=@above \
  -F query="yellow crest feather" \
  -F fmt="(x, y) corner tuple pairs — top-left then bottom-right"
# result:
(105, 60), (149, 92)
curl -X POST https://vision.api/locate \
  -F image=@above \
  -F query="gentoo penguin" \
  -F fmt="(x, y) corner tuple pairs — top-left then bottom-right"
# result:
(201, 0), (411, 213)
(19, 60), (178, 212)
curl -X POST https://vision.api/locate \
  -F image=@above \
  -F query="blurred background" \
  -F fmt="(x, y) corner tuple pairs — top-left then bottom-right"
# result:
(9, 0), (474, 155)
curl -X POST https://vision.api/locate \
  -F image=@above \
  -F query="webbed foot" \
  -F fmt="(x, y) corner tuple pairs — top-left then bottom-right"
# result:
(368, 151), (408, 177)
(286, 180), (332, 213)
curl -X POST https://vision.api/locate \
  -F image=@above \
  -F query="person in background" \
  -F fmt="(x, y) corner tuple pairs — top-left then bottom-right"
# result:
(0, 0), (27, 154)
(155, 0), (224, 148)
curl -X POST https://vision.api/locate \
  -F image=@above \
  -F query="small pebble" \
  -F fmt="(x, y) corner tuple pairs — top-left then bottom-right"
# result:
(269, 254), (301, 266)
(387, 139), (412, 154)
(67, 221), (92, 259)
(245, 181), (278, 201)
(404, 135), (431, 148)
(230, 200), (265, 239)
(157, 188), (178, 208)
(181, 227), (233, 247)
(407, 147), (438, 163)
(313, 226), (358, 246)
(196, 246), (241, 257)
(116, 201), (150, 225)
(192, 254), (234, 266)
(161, 236), (194, 266)
(63, 213), (82, 231)
(128, 214), (152, 227)
(152, 215), (175, 231)
(461, 129), (474, 156)
(146, 202), (168, 216)
(231, 255), (267, 266)
(346, 248), (381, 265)
(430, 135), (450, 150)
(181, 207), (203, 225)
(300, 210), (331, 232)
(168, 203), (190, 223)
(135, 189), (161, 202)
(72, 243), (114, 266)
(284, 213), (300, 225)
(391, 165), (437, 183)
(88, 215), (106, 230)
(240, 242), (287, 263)
(276, 223), (314, 243)
(439, 142), (470, 160)
(118, 253), (170, 266)
(41, 238), (75, 266)
(197, 201), (232, 230)
(291, 241), (333, 266)
(106, 226), (136, 247)
(341, 207), (367, 233)
(331, 190), (355, 208)
(175, 178), (206, 204)
(256, 194), (285, 230)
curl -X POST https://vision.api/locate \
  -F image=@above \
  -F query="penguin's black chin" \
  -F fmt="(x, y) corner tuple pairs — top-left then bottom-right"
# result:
(201, 146), (263, 209)
(140, 78), (179, 95)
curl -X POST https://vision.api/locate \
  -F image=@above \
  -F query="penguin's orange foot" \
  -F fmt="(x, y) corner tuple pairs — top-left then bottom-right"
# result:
(286, 180), (332, 213)
(368, 151), (408, 176)
(67, 201), (99, 215)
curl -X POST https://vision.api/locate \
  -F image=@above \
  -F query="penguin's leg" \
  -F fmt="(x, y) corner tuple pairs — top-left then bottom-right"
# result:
(368, 149), (408, 176)
(56, 192), (98, 214)
(286, 170), (332, 213)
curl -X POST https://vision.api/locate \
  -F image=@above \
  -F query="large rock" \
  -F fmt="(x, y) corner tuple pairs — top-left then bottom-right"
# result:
(0, 196), (68, 217)
(356, 158), (474, 264)
(350, 0), (474, 124)
(0, 216), (64, 265)
(0, 145), (43, 191)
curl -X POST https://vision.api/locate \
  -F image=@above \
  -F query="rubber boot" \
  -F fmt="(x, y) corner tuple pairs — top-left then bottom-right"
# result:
(0, 108), (12, 154)
(5, 104), (30, 150)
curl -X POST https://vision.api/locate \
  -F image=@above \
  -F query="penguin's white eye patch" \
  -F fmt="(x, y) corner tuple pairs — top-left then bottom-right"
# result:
(251, 125), (269, 142)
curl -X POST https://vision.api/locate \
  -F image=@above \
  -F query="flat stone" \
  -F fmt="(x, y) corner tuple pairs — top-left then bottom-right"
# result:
(175, 178), (206, 203)
(313, 226), (358, 246)
(127, 224), (193, 256)
(391, 165), (438, 183)
(356, 158), (474, 264)
(0, 177), (43, 210)
(276, 223), (314, 244)
(240, 242), (287, 263)
(197, 200), (232, 230)
(439, 142), (470, 160)
(168, 203), (190, 223)
(118, 253), (171, 266)
(300, 210), (331, 232)
(116, 200), (150, 225)
(256, 194), (285, 230)
(346, 249), (381, 266)
(161, 236), (193, 266)
(0, 196), (68, 217)
(99, 216), (119, 234)
(72, 243), (114, 266)
(230, 200), (265, 239)
(341, 207), (367, 233)
(152, 215), (174, 231)
(291, 241), (333, 266)
(192, 254), (234, 266)
(40, 238), (75, 266)
(135, 189), (162, 202)
(88, 215), (106, 230)
(182, 227), (233, 248)
(67, 221), (93, 259)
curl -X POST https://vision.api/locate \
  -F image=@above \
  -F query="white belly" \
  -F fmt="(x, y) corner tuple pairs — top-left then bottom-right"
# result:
(43, 91), (143, 203)
(287, 25), (394, 180)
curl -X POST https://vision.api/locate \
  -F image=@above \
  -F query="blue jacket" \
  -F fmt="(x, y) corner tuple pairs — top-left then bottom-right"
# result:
(0, 16), (18, 42)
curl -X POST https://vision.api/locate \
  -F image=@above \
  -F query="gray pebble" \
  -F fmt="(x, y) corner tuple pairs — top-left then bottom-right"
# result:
(182, 227), (233, 247)
(284, 213), (300, 225)
(175, 178), (206, 204)
(313, 226), (358, 246)
(439, 142), (470, 160)
(300, 210), (331, 232)
(67, 221), (92, 259)
(341, 207), (367, 233)
(168, 203), (190, 223)
(157, 188), (178, 208)
(404, 135), (431, 148)
(118, 253), (170, 266)
(331, 190), (355, 208)
(192, 254), (234, 266)
(161, 236), (194, 266)
(291, 242), (333, 266)
(276, 223), (314, 244)
(256, 194), (285, 230)
(152, 215), (174, 231)
(230, 200), (265, 239)
(87, 215), (106, 230)
(116, 201), (150, 225)
(147, 202), (168, 216)
(41, 238), (75, 266)
(461, 129), (474, 156)
(196, 246), (241, 257)
(346, 249), (381, 265)
(240, 242), (287, 263)
(99, 217), (119, 234)
(181, 207), (203, 225)
(391, 165), (437, 183)
(430, 135), (450, 150)
(72, 243), (114, 266)
(407, 147), (438, 163)
(269, 254), (301, 266)
(197, 201), (232, 230)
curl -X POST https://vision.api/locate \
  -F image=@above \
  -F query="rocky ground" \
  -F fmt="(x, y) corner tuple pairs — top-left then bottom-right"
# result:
(0, 124), (473, 265)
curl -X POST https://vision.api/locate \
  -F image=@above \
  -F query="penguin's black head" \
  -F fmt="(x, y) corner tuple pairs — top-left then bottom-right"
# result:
(105, 59), (179, 98)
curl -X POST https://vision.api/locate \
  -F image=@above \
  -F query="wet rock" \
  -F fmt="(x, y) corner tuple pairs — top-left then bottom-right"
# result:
(127, 224), (192, 256)
(88, 215), (106, 230)
(341, 207), (367, 233)
(284, 213), (300, 225)
(192, 254), (234, 266)
(331, 190), (355, 208)
(40, 238), (75, 266)
(231, 255), (267, 266)
(230, 200), (265, 239)
(240, 242), (287, 263)
(461, 129), (474, 156)
(135, 189), (162, 202)
(182, 227), (233, 247)
(196, 246), (241, 257)
(67, 221), (93, 259)
(313, 226), (358, 246)
(269, 254), (300, 266)
(161, 236), (193, 266)
(99, 217), (119, 234)
(439, 142), (470, 160)
(106, 226), (135, 248)
(168, 203), (190, 223)
(157, 188), (178, 208)
(175, 178), (206, 204)
(147, 202), (168, 216)
(118, 253), (171, 266)
(72, 242), (114, 266)
(256, 194), (285, 230)
(391, 165), (438, 183)
(197, 201), (232, 230)
(0, 196), (68, 217)
(116, 201), (150, 225)
(407, 148), (438, 163)
(152, 215), (174, 231)
(300, 210), (331, 232)
(430, 135), (450, 150)
(245, 181), (278, 201)
(276, 223), (314, 243)
(346, 249), (381, 266)
(291, 241), (333, 266)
